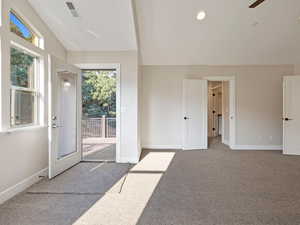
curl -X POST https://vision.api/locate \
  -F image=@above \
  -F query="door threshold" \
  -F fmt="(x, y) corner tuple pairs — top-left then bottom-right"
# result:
(81, 160), (116, 163)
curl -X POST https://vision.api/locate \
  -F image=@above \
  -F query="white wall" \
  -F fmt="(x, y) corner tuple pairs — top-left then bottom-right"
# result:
(294, 65), (300, 74)
(141, 65), (294, 149)
(67, 51), (141, 163)
(0, 0), (67, 203)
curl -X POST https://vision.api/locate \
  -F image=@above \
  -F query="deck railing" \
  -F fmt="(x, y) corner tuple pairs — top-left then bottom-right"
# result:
(82, 116), (116, 138)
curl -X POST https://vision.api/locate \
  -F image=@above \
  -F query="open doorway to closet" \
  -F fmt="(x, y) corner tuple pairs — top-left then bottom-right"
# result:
(206, 77), (235, 148)
(81, 69), (118, 162)
(208, 81), (230, 146)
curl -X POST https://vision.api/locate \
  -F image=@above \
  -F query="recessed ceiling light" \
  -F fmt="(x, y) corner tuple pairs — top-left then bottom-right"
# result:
(197, 11), (206, 21)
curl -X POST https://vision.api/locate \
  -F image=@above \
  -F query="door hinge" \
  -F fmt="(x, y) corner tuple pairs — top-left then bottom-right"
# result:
(212, 128), (216, 131)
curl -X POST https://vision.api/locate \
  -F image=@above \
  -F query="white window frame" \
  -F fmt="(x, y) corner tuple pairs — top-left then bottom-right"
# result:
(9, 9), (43, 49)
(10, 44), (41, 128)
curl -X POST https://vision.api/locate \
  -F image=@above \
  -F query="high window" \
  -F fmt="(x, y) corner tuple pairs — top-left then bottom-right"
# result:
(10, 10), (41, 47)
(10, 47), (39, 127)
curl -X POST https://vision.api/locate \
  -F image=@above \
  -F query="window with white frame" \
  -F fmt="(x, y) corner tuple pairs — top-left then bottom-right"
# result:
(10, 47), (39, 127)
(9, 10), (41, 48)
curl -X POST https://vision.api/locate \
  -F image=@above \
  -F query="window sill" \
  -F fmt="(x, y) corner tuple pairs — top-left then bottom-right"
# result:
(0, 125), (47, 135)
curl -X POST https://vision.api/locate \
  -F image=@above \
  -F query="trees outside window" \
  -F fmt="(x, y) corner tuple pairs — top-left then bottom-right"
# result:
(10, 47), (39, 127)
(82, 70), (116, 118)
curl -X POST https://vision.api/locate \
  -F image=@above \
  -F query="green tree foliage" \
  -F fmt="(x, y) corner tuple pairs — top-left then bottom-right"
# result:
(10, 48), (34, 88)
(82, 70), (116, 118)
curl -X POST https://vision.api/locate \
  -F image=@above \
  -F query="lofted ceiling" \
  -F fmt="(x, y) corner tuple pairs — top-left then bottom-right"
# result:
(28, 0), (137, 51)
(28, 0), (300, 65)
(134, 0), (300, 65)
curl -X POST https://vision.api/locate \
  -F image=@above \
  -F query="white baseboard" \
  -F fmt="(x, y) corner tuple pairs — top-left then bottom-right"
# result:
(118, 157), (140, 164)
(231, 145), (282, 150)
(0, 168), (48, 205)
(183, 146), (207, 150)
(142, 145), (182, 150)
(222, 139), (230, 146)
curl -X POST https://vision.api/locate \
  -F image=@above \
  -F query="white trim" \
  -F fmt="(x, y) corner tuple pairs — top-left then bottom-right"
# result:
(203, 76), (235, 81)
(229, 78), (236, 147)
(10, 40), (42, 58)
(204, 76), (236, 149)
(283, 76), (287, 154)
(223, 139), (230, 146)
(75, 63), (121, 163)
(118, 157), (140, 164)
(0, 125), (46, 135)
(76, 64), (119, 70)
(231, 145), (282, 150)
(142, 145), (182, 150)
(183, 146), (207, 150)
(0, 168), (47, 205)
(221, 82), (225, 143)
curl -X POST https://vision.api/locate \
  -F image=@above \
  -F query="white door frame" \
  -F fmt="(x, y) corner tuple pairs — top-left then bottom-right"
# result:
(203, 76), (236, 149)
(75, 63), (121, 162)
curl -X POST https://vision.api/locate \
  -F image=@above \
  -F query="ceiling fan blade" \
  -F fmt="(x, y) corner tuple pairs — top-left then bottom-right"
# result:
(249, 0), (266, 8)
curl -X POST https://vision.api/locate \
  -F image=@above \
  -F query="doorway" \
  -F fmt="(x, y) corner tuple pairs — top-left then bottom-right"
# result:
(182, 77), (235, 151)
(81, 69), (118, 162)
(208, 81), (223, 139)
(207, 81), (230, 147)
(206, 77), (236, 148)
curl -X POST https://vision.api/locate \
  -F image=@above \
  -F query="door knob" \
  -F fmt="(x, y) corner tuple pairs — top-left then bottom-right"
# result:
(52, 124), (63, 128)
(184, 117), (190, 120)
(283, 118), (293, 121)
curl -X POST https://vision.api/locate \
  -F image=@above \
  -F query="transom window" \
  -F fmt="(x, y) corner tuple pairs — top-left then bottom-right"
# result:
(10, 10), (41, 47)
(10, 47), (39, 127)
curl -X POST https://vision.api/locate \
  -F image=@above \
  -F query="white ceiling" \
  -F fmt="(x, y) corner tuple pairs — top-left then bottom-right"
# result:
(28, 0), (137, 51)
(134, 0), (300, 65)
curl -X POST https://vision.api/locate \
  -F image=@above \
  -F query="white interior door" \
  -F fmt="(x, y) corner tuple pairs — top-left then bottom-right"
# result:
(283, 76), (300, 155)
(49, 56), (82, 178)
(183, 79), (208, 150)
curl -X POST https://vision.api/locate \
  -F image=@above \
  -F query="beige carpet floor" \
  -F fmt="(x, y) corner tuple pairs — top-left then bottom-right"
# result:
(83, 144), (116, 161)
(27, 162), (131, 194)
(137, 138), (300, 225)
(1, 138), (300, 225)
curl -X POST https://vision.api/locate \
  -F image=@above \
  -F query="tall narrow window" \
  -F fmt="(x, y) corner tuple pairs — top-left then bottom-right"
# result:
(10, 47), (39, 127)
(10, 11), (40, 47)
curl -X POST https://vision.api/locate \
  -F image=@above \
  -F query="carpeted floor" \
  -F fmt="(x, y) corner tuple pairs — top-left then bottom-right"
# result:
(137, 138), (300, 225)
(27, 162), (131, 194)
(0, 193), (101, 225)
(1, 138), (300, 225)
(83, 144), (116, 161)
(0, 162), (132, 225)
